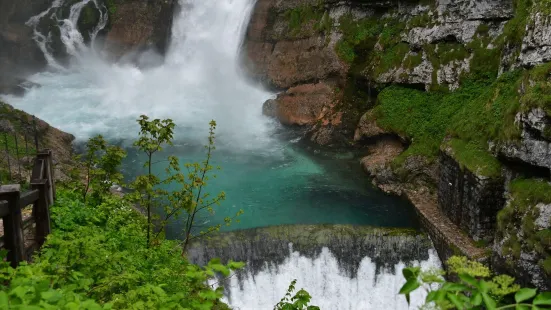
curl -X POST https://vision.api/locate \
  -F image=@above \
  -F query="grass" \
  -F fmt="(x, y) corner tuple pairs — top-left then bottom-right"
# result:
(372, 65), (540, 171)
(445, 139), (502, 177)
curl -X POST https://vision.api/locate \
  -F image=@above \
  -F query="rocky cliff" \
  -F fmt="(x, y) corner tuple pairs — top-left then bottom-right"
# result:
(0, 0), (175, 95)
(0, 0), (51, 94)
(243, 0), (551, 289)
(0, 101), (75, 182)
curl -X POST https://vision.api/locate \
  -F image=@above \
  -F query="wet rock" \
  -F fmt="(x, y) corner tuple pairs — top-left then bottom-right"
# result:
(270, 82), (334, 126)
(103, 0), (176, 60)
(262, 99), (278, 118)
(188, 224), (433, 277)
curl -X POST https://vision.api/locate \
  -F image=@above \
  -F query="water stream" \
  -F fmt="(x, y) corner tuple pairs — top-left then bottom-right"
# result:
(1, 0), (441, 308)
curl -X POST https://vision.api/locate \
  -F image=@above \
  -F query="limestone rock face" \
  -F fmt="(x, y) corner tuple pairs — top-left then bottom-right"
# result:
(0, 0), (50, 94)
(497, 109), (551, 172)
(435, 0), (513, 21)
(519, 12), (551, 67)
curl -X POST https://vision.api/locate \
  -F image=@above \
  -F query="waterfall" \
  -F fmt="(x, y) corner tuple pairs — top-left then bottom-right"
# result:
(5, 0), (275, 152)
(188, 225), (441, 309)
(25, 0), (108, 70)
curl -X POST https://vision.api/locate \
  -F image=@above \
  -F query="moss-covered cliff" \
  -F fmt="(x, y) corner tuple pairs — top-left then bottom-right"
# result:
(244, 0), (551, 289)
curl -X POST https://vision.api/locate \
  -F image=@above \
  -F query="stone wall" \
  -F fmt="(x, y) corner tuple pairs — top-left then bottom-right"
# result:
(438, 149), (506, 241)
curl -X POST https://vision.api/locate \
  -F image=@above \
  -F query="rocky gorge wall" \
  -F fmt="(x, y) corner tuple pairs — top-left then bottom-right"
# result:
(243, 0), (551, 289)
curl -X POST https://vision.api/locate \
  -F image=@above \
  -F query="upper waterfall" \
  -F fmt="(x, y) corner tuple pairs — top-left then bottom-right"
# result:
(3, 0), (275, 152)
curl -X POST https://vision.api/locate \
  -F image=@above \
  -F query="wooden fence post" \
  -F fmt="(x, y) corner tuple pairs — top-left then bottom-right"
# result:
(0, 185), (26, 267)
(31, 179), (50, 247)
(37, 150), (54, 204)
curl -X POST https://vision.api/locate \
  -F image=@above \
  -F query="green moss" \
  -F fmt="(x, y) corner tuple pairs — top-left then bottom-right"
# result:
(520, 62), (551, 115)
(408, 11), (433, 28)
(105, 0), (116, 16)
(438, 43), (469, 65)
(499, 0), (533, 47)
(80, 4), (99, 27)
(497, 179), (551, 272)
(283, 1), (331, 38)
(335, 14), (381, 64)
(543, 257), (551, 275)
(445, 139), (502, 177)
(403, 52), (423, 69)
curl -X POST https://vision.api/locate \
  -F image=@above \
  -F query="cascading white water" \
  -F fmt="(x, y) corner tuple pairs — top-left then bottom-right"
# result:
(223, 247), (440, 310)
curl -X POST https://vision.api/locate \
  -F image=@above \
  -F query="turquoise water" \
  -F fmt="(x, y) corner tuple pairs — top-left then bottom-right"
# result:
(122, 132), (419, 239)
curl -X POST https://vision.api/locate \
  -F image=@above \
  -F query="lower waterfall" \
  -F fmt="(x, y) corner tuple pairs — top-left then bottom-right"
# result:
(188, 225), (441, 309)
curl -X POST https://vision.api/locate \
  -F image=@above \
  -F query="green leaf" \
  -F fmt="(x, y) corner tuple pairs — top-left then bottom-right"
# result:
(515, 305), (531, 310)
(399, 279), (420, 295)
(0, 291), (8, 308)
(447, 293), (464, 309)
(399, 279), (420, 305)
(459, 273), (479, 288)
(402, 267), (421, 280)
(534, 292), (551, 305)
(482, 292), (496, 310)
(515, 288), (537, 303)
(470, 293), (482, 306)
(442, 282), (468, 292)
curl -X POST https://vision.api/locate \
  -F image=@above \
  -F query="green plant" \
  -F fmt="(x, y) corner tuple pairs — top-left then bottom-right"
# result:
(399, 256), (551, 309)
(130, 115), (175, 248)
(274, 280), (320, 310)
(163, 120), (242, 253)
(77, 135), (126, 203)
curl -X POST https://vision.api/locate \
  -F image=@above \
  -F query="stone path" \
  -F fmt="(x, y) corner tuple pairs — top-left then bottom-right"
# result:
(406, 188), (488, 261)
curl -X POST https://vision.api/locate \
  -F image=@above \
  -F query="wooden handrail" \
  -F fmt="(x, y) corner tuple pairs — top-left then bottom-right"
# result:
(0, 149), (55, 267)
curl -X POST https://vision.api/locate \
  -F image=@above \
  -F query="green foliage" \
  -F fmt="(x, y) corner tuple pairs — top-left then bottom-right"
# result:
(0, 189), (241, 308)
(162, 120), (241, 252)
(397, 256), (551, 310)
(72, 135), (126, 203)
(130, 115), (175, 248)
(274, 280), (320, 310)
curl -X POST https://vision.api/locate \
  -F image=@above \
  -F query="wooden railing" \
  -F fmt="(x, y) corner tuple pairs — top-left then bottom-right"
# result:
(0, 150), (55, 267)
